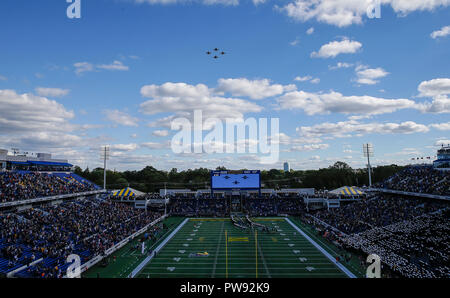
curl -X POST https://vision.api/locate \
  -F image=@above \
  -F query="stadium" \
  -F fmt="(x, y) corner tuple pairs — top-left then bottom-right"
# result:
(1, 1), (450, 290)
(0, 146), (448, 279)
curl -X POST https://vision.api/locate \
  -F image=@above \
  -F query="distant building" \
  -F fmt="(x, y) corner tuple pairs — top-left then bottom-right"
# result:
(283, 162), (290, 172)
(434, 144), (450, 170)
(0, 149), (72, 172)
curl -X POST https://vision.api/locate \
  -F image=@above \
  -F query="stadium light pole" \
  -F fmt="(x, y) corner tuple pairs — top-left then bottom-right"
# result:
(101, 146), (110, 190)
(363, 143), (374, 187)
(11, 148), (19, 156)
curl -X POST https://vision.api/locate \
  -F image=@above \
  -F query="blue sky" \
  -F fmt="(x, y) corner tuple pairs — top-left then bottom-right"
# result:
(0, 0), (449, 171)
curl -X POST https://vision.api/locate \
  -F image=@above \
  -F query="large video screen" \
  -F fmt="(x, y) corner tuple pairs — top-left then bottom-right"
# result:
(211, 170), (260, 189)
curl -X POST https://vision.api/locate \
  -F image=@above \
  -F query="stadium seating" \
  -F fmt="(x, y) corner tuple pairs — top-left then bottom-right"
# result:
(0, 172), (99, 203)
(377, 165), (450, 196)
(0, 197), (162, 278)
(304, 195), (449, 278)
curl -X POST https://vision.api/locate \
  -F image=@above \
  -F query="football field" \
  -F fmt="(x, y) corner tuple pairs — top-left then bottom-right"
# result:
(135, 217), (357, 278)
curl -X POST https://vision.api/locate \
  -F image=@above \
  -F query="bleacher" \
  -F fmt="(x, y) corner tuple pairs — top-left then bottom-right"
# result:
(377, 165), (450, 197)
(0, 171), (101, 204)
(1, 196), (162, 278)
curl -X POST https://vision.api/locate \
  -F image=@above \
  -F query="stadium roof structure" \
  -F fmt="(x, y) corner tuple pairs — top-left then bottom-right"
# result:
(112, 187), (144, 198)
(27, 160), (73, 167)
(8, 160), (72, 167)
(330, 186), (365, 196)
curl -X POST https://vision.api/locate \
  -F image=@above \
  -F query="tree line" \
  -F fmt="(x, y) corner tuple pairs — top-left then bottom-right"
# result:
(73, 162), (403, 193)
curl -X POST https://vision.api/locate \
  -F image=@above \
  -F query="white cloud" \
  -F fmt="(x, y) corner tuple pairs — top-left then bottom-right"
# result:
(152, 130), (169, 137)
(110, 143), (139, 151)
(430, 122), (450, 131)
(306, 27), (314, 35)
(141, 141), (171, 150)
(311, 38), (362, 58)
(389, 148), (422, 156)
(0, 89), (74, 134)
(135, 0), (239, 5)
(140, 82), (263, 125)
(355, 65), (389, 85)
(419, 95), (450, 113)
(252, 0), (266, 5)
(215, 78), (296, 99)
(290, 37), (300, 46)
(97, 60), (129, 71)
(417, 78), (450, 113)
(0, 75), (7, 81)
(277, 90), (416, 115)
(329, 62), (353, 70)
(294, 76), (320, 84)
(297, 120), (430, 139)
(278, 0), (450, 27)
(74, 60), (129, 75)
(0, 89), (98, 152)
(290, 143), (329, 152)
(35, 87), (70, 98)
(104, 110), (139, 127)
(431, 25), (450, 39)
(418, 78), (450, 97)
(294, 76), (312, 82)
(74, 62), (94, 75)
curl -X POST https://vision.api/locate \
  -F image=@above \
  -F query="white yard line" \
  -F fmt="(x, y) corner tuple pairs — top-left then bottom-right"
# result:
(130, 218), (189, 278)
(285, 218), (356, 278)
(211, 221), (225, 278)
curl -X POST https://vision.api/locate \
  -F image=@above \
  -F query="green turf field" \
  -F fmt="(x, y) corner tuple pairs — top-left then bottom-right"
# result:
(83, 217), (185, 278)
(134, 217), (358, 278)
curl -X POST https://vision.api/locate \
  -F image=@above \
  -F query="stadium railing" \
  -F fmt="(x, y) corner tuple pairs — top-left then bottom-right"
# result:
(6, 258), (44, 278)
(0, 190), (107, 208)
(62, 214), (167, 278)
(368, 188), (450, 201)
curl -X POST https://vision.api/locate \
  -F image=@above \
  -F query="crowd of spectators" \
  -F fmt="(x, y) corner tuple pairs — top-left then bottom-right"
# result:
(0, 197), (162, 278)
(304, 195), (449, 278)
(343, 210), (449, 278)
(243, 198), (277, 216)
(168, 195), (306, 217)
(378, 166), (450, 196)
(312, 196), (444, 234)
(0, 172), (96, 203)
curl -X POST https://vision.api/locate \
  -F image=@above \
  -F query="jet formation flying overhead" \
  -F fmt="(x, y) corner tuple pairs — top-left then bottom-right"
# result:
(206, 48), (226, 59)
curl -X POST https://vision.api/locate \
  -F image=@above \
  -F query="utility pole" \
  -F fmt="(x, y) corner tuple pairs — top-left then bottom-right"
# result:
(363, 143), (374, 187)
(164, 182), (167, 216)
(101, 146), (110, 190)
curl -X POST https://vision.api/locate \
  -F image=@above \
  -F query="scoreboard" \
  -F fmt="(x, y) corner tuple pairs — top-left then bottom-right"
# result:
(211, 170), (261, 190)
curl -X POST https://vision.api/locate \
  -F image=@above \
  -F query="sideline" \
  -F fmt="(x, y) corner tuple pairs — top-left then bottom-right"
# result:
(285, 217), (356, 278)
(130, 218), (189, 278)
